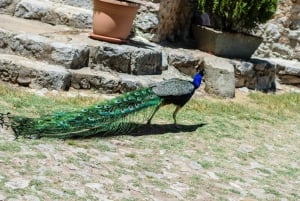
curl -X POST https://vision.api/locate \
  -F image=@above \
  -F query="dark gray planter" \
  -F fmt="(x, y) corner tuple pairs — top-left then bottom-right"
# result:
(192, 25), (263, 60)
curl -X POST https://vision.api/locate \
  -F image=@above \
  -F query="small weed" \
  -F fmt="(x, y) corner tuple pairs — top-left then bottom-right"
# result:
(125, 152), (136, 158)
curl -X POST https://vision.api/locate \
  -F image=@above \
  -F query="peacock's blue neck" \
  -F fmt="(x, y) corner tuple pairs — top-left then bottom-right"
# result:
(193, 73), (203, 89)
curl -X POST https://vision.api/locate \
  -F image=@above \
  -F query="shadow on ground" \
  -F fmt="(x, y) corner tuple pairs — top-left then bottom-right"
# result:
(130, 123), (206, 136)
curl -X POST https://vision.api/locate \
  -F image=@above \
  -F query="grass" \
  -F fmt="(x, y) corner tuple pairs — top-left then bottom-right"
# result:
(0, 83), (299, 200)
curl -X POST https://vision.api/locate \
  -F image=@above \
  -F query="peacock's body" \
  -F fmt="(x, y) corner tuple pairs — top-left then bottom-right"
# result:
(0, 71), (203, 139)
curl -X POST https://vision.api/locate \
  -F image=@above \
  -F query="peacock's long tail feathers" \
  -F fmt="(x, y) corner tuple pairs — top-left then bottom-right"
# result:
(2, 88), (162, 139)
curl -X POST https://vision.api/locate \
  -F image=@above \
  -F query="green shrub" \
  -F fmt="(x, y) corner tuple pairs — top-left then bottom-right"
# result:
(197, 0), (278, 32)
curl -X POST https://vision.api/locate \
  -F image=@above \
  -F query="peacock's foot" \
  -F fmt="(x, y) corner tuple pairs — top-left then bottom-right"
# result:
(174, 124), (181, 129)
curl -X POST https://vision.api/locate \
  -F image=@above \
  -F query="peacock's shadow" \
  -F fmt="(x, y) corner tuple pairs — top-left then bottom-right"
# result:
(129, 123), (207, 136)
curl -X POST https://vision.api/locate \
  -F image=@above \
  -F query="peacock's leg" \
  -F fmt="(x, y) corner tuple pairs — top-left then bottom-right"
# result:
(147, 104), (161, 125)
(173, 106), (182, 127)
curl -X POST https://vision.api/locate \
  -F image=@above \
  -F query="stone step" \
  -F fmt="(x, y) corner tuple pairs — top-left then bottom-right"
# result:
(1, 0), (92, 28)
(264, 58), (300, 85)
(0, 14), (90, 69)
(69, 65), (191, 93)
(0, 14), (163, 74)
(0, 53), (71, 90)
(0, 52), (189, 93)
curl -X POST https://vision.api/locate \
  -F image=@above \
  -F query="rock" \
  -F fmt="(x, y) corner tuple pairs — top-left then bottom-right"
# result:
(14, 0), (92, 28)
(265, 23), (281, 40)
(135, 11), (159, 40)
(272, 43), (292, 57)
(170, 182), (189, 192)
(267, 58), (300, 85)
(17, 76), (31, 87)
(207, 171), (219, 180)
(0, 0), (12, 8)
(239, 87), (250, 94)
(250, 188), (267, 199)
(57, 0), (92, 9)
(93, 45), (131, 73)
(135, 12), (159, 32)
(0, 28), (13, 48)
(237, 144), (256, 153)
(47, 188), (65, 197)
(5, 178), (30, 189)
(85, 183), (105, 193)
(232, 58), (276, 92)
(9, 33), (89, 68)
(131, 48), (162, 75)
(0, 54), (71, 90)
(203, 57), (235, 98)
(15, 0), (52, 20)
(233, 61), (255, 88)
(93, 43), (162, 75)
(10, 33), (51, 59)
(0, 193), (6, 201)
(69, 68), (122, 92)
(50, 42), (90, 69)
(0, 0), (16, 15)
(252, 59), (276, 92)
(288, 30), (300, 41)
(167, 50), (202, 76)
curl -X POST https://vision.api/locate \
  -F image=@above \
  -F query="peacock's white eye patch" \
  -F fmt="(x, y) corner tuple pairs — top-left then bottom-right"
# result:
(114, 99), (122, 104)
(104, 105), (111, 109)
(95, 104), (103, 109)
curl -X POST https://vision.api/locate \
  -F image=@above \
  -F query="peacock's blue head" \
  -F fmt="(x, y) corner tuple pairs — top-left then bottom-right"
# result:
(193, 70), (204, 88)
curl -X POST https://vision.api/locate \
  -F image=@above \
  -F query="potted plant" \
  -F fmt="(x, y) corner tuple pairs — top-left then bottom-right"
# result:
(192, 0), (278, 59)
(90, 0), (140, 43)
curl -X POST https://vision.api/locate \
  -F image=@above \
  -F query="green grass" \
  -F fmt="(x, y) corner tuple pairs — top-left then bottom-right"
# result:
(0, 83), (300, 201)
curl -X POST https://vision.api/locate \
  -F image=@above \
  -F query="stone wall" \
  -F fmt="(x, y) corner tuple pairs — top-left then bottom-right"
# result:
(254, 0), (300, 61)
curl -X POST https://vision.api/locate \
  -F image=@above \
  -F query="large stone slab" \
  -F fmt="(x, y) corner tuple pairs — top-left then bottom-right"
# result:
(232, 58), (276, 92)
(69, 68), (121, 93)
(268, 58), (300, 85)
(0, 54), (71, 90)
(14, 0), (92, 28)
(93, 43), (162, 75)
(203, 56), (235, 98)
(7, 33), (89, 69)
(69, 65), (189, 93)
(0, 0), (18, 15)
(167, 49), (204, 76)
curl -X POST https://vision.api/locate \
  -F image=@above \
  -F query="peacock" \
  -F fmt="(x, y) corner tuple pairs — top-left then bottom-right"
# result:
(0, 71), (204, 139)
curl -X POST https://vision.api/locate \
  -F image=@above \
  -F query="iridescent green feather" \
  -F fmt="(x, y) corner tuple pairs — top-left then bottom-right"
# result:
(6, 88), (162, 139)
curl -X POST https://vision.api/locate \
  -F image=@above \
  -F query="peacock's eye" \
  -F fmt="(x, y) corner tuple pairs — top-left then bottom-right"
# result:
(114, 99), (122, 104)
(95, 104), (102, 109)
(128, 96), (135, 101)
(88, 117), (95, 121)
(104, 105), (111, 109)
(129, 105), (134, 110)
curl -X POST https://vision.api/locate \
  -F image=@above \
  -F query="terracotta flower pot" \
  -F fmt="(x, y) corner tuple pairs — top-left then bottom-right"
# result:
(90, 0), (140, 43)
